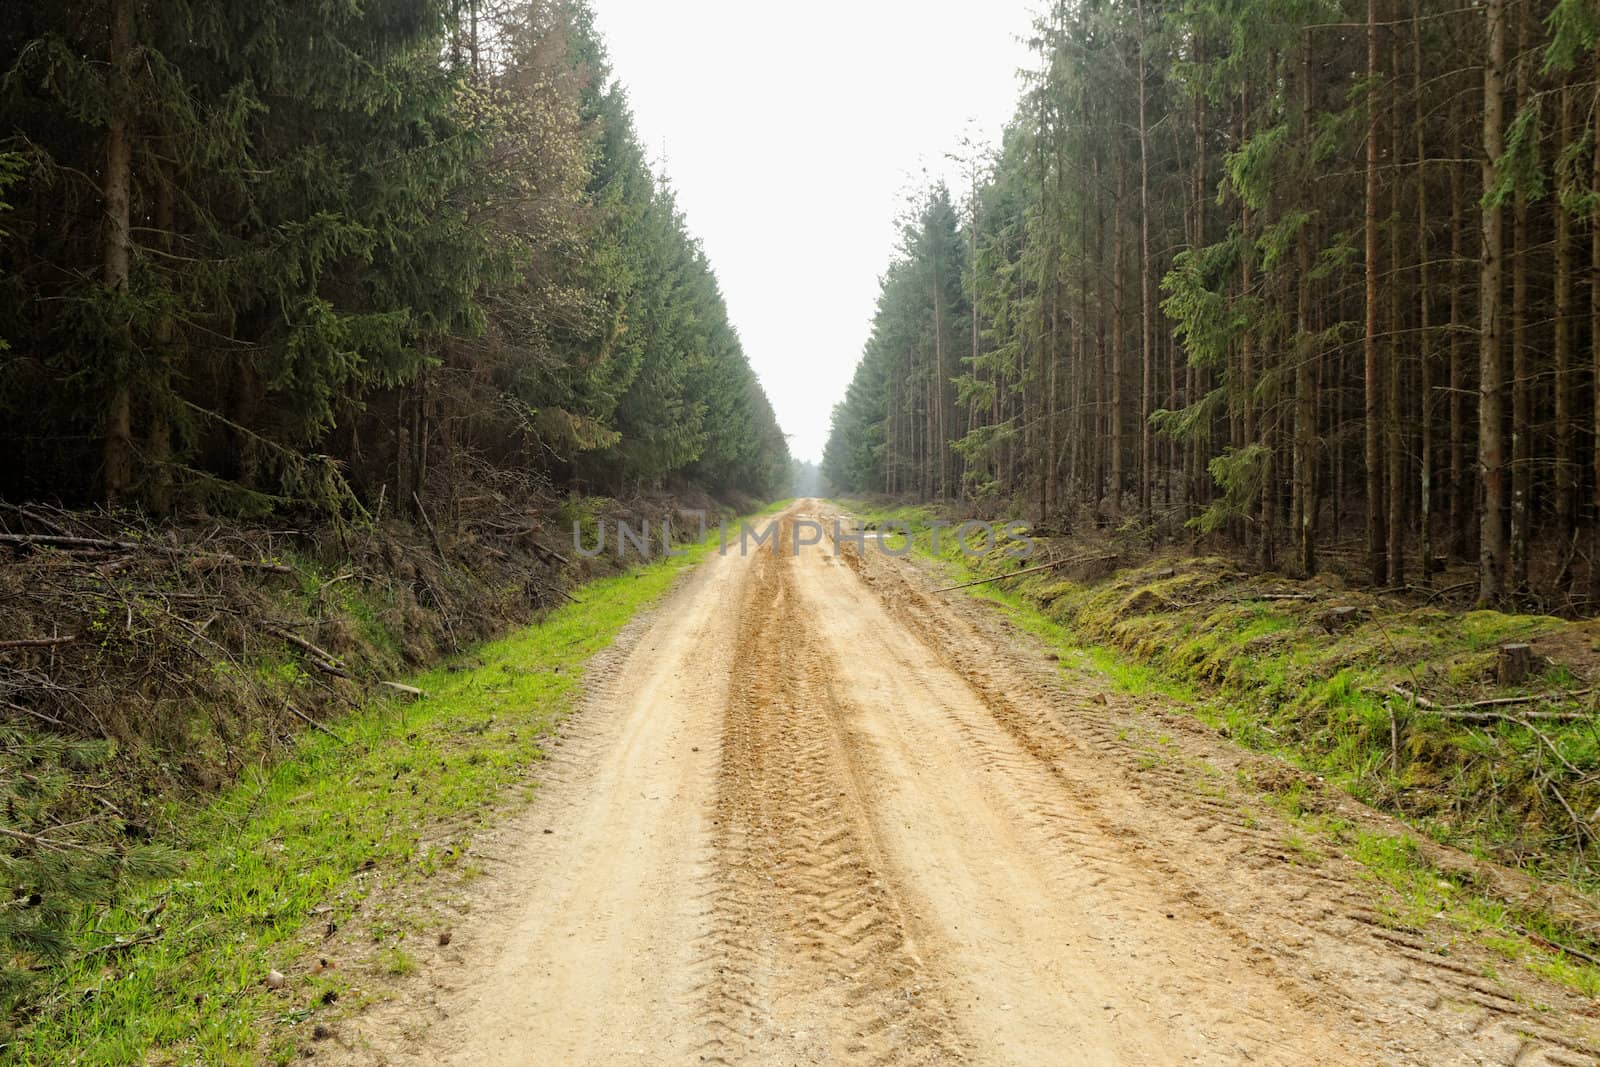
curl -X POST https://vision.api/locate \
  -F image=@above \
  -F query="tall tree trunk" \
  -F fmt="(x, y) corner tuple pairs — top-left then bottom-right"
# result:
(1554, 84), (1575, 584)
(147, 174), (174, 517)
(1191, 43), (1209, 529)
(102, 0), (134, 503)
(1478, 0), (1509, 606)
(1137, 0), (1155, 521)
(1387, 32), (1405, 588)
(1295, 38), (1317, 577)
(1364, 0), (1387, 586)
(1415, 21), (1435, 580)
(970, 157), (982, 501)
(1591, 47), (1600, 604)
(1095, 150), (1110, 520)
(1508, 0), (1531, 593)
(1046, 264), (1060, 520)
(1111, 165), (1126, 520)
(1449, 115), (1470, 559)
(933, 237), (947, 501)
(1241, 196), (1256, 553)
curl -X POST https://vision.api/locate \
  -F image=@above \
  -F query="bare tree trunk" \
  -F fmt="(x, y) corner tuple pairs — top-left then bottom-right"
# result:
(1111, 165), (1126, 521)
(1591, 48), (1600, 604)
(1192, 44), (1209, 529)
(1296, 38), (1317, 577)
(933, 237), (947, 501)
(970, 156), (982, 500)
(1449, 117), (1469, 559)
(1415, 21), (1435, 580)
(1554, 84), (1575, 583)
(1508, 0), (1531, 593)
(1094, 150), (1110, 520)
(1387, 32), (1406, 588)
(1364, 0), (1387, 586)
(147, 174), (174, 516)
(1241, 194), (1256, 554)
(102, 0), (134, 503)
(1136, 0), (1155, 521)
(1478, 0), (1509, 606)
(1046, 267), (1060, 519)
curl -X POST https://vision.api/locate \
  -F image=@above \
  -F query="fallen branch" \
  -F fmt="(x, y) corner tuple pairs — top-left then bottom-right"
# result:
(186, 554), (295, 575)
(1425, 580), (1477, 604)
(269, 628), (344, 667)
(286, 703), (345, 743)
(1540, 771), (1593, 845)
(1514, 922), (1600, 967)
(80, 928), (164, 960)
(1226, 592), (1320, 603)
(413, 493), (448, 562)
(0, 825), (95, 853)
(0, 502), (71, 536)
(377, 681), (426, 699)
(1, 698), (66, 727)
(530, 538), (571, 567)
(1388, 684), (1594, 717)
(268, 627), (350, 679)
(0, 635), (77, 651)
(932, 553), (1117, 593)
(0, 533), (293, 574)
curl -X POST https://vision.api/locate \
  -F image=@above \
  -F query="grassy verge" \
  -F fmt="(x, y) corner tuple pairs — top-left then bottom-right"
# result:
(834, 499), (1600, 998)
(4, 515), (753, 1066)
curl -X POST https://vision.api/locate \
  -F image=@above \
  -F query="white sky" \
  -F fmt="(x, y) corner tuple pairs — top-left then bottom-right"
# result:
(588, 1), (1041, 463)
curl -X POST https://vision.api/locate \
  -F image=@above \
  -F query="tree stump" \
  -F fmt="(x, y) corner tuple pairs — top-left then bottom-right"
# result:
(1496, 643), (1534, 686)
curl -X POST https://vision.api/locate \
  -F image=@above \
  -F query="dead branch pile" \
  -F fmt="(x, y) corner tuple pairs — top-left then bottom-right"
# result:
(0, 478), (704, 810)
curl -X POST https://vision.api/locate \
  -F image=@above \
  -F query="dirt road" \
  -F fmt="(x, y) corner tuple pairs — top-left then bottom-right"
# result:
(335, 502), (1600, 1065)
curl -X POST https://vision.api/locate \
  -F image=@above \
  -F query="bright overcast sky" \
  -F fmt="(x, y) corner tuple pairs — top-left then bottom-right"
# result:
(588, 1), (1041, 463)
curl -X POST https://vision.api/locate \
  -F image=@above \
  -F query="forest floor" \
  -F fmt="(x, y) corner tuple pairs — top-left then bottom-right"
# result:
(315, 501), (1600, 1066)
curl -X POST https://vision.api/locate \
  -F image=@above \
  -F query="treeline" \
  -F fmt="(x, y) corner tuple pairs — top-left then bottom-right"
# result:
(823, 0), (1600, 608)
(0, 0), (789, 518)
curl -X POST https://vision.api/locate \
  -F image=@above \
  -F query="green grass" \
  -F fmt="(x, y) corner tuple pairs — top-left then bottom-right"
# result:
(5, 523), (733, 1065)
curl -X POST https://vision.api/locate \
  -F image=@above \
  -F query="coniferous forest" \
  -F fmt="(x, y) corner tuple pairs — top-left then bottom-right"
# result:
(0, 0), (790, 516)
(823, 0), (1600, 609)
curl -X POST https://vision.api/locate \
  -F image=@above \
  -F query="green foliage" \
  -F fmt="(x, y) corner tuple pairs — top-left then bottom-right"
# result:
(1543, 0), (1600, 71)
(1486, 101), (1549, 207)
(1195, 443), (1271, 533)
(1, 731), (177, 1027)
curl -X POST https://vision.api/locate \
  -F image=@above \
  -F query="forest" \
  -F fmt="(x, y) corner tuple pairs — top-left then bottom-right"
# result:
(0, 0), (791, 518)
(823, 0), (1600, 610)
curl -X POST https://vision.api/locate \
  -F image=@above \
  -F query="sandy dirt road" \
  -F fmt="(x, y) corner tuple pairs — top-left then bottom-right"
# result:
(334, 502), (1600, 1066)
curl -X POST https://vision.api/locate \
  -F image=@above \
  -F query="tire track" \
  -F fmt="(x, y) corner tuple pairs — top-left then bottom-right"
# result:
(695, 524), (964, 1065)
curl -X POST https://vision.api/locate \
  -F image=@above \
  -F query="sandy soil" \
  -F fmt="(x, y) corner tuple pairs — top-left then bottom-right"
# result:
(328, 502), (1600, 1066)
